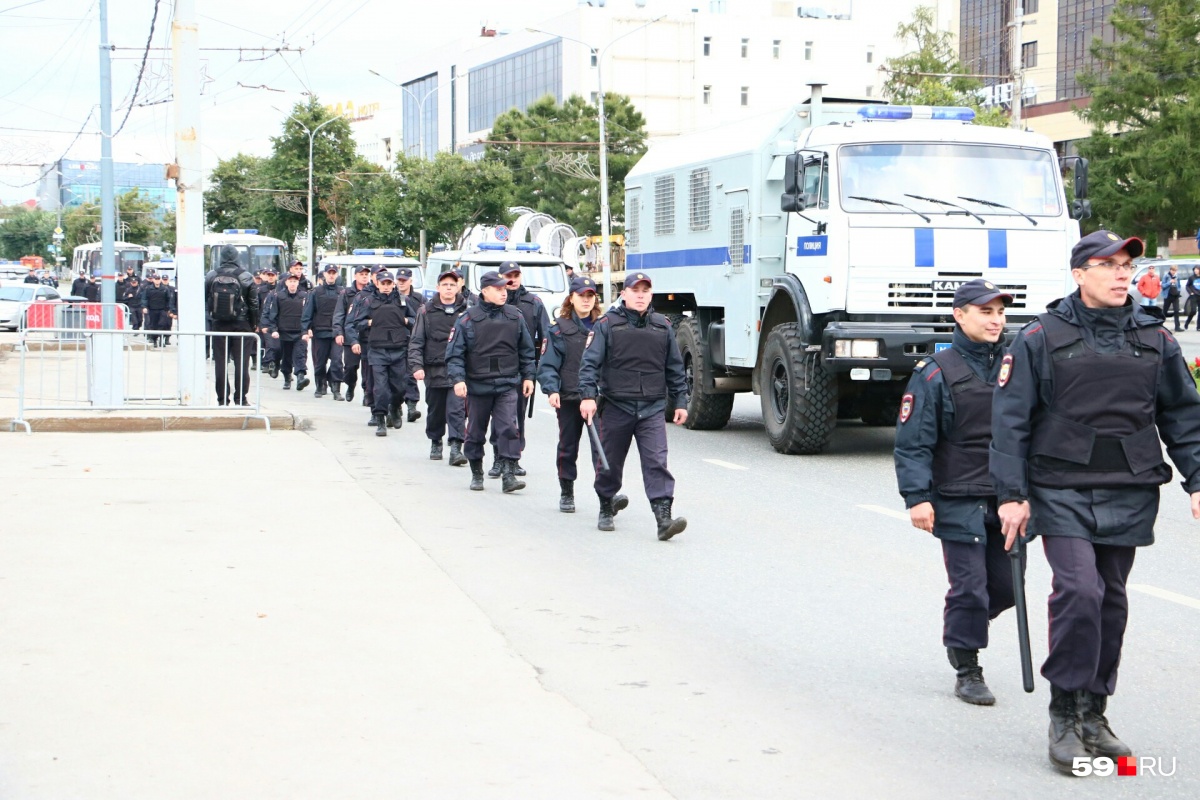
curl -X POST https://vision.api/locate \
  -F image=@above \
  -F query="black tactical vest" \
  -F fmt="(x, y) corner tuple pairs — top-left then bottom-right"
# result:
(422, 299), (464, 365)
(1028, 313), (1169, 488)
(367, 296), (409, 348)
(465, 305), (521, 380)
(554, 315), (588, 399)
(510, 289), (542, 338)
(930, 348), (995, 496)
(144, 286), (170, 310)
(311, 285), (339, 331)
(602, 312), (670, 400)
(276, 291), (305, 332)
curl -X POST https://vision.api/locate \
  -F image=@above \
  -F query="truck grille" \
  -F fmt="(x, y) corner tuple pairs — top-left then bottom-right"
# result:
(887, 277), (1028, 309)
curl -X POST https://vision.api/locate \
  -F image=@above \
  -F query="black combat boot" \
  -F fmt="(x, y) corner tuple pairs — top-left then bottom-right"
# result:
(268, 362), (279, 379)
(559, 479), (575, 513)
(330, 381), (344, 401)
(501, 459), (526, 493)
(596, 494), (628, 532)
(344, 383), (355, 403)
(430, 439), (444, 460)
(366, 413), (377, 426)
(282, 376), (293, 390)
(373, 413), (387, 437)
(514, 461), (527, 476)
(296, 373), (311, 391)
(947, 648), (996, 706)
(650, 498), (687, 541)
(314, 380), (327, 398)
(448, 440), (467, 466)
(469, 459), (485, 491)
(488, 452), (502, 479)
(1080, 691), (1131, 758)
(1048, 685), (1089, 775)
(387, 403), (403, 429)
(407, 401), (422, 423)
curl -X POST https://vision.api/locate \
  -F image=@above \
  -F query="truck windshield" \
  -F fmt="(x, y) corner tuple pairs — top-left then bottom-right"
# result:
(839, 143), (1061, 218)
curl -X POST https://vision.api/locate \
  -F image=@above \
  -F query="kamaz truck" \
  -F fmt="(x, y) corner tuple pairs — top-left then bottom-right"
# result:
(623, 89), (1086, 454)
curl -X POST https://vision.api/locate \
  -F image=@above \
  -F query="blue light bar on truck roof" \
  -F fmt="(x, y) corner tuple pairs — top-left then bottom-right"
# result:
(515, 243), (541, 251)
(477, 243), (507, 251)
(222, 229), (259, 235)
(476, 242), (542, 252)
(352, 248), (407, 257)
(857, 106), (976, 122)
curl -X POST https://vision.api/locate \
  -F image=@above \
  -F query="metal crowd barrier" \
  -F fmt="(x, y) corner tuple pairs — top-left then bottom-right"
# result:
(19, 301), (132, 339)
(9, 329), (270, 434)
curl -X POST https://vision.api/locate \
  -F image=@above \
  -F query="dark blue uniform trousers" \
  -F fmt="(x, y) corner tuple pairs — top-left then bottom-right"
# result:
(940, 508), (1017, 650)
(593, 403), (674, 501)
(276, 337), (308, 378)
(311, 336), (344, 385)
(425, 386), (465, 442)
(1041, 536), (1136, 695)
(369, 346), (408, 416)
(556, 398), (599, 482)
(489, 393), (528, 453)
(466, 390), (520, 461)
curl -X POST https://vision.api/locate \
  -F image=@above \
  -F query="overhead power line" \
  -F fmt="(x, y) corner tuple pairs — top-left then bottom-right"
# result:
(114, 0), (162, 136)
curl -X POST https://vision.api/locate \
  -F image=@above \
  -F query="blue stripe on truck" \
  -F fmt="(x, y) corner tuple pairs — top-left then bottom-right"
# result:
(914, 229), (935, 267)
(627, 246), (749, 269)
(988, 230), (1008, 268)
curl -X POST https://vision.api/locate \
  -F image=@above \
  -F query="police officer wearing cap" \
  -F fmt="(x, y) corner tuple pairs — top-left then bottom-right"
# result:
(263, 272), (311, 390)
(287, 260), (313, 291)
(333, 264), (374, 403)
(991, 229), (1200, 774)
(539, 275), (603, 513)
(446, 270), (536, 493)
(395, 266), (424, 423)
(578, 272), (690, 540)
(256, 268), (280, 375)
(894, 278), (1019, 706)
(301, 263), (346, 400)
(485, 261), (549, 479)
(346, 268), (417, 436)
(410, 268), (470, 465)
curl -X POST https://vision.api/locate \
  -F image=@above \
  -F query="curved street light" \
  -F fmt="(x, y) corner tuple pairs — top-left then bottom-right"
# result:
(274, 106), (340, 266)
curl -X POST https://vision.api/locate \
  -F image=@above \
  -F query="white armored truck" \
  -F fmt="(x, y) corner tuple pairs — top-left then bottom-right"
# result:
(623, 90), (1086, 454)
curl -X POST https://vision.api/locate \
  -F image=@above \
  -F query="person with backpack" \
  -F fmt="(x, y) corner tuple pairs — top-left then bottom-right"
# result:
(204, 244), (260, 406)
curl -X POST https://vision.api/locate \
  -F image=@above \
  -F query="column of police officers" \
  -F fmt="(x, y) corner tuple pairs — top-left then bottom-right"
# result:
(894, 230), (1200, 776)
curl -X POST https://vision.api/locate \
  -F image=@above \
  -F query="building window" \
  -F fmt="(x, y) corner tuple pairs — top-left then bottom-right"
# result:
(772, 39), (781, 59)
(865, 86), (873, 97)
(804, 41), (813, 61)
(703, 36), (711, 57)
(590, 50), (597, 67)
(1022, 41), (1038, 68)
(1024, 0), (1039, 13)
(590, 91), (598, 104)
(866, 46), (874, 64)
(740, 86), (749, 106)
(741, 38), (749, 58)
(702, 84), (711, 105)
(1055, 0), (1123, 101)
(689, 168), (711, 231)
(468, 39), (562, 133)
(626, 194), (640, 250)
(654, 176), (675, 236)
(403, 72), (439, 160)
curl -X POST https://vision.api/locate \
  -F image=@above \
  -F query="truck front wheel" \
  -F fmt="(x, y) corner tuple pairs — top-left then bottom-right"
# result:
(760, 323), (837, 454)
(674, 318), (734, 430)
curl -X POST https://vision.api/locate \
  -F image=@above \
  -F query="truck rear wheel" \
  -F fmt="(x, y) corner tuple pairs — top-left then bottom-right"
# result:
(760, 323), (837, 454)
(674, 318), (734, 430)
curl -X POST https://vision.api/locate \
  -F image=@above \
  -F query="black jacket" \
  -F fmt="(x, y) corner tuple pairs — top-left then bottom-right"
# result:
(71, 276), (88, 296)
(578, 303), (689, 419)
(300, 281), (343, 338)
(537, 312), (596, 401)
(204, 261), (259, 327)
(445, 299), (536, 396)
(344, 288), (415, 349)
(262, 286), (308, 339)
(408, 294), (469, 388)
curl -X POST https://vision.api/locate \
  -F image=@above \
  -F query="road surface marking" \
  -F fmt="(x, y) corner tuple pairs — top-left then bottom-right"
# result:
(857, 504), (911, 522)
(703, 458), (748, 471)
(1129, 584), (1200, 611)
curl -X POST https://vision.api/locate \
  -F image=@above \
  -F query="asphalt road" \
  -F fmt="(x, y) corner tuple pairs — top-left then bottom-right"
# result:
(278, 369), (1200, 799)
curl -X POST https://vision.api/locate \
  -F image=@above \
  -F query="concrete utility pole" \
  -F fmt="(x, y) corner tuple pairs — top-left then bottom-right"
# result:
(93, 0), (123, 405)
(172, 0), (206, 403)
(1010, 2), (1026, 130)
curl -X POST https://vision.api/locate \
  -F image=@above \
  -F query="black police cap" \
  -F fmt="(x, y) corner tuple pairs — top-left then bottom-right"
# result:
(953, 278), (1013, 308)
(1070, 230), (1145, 269)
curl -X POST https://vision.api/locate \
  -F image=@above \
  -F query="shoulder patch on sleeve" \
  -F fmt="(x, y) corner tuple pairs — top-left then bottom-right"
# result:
(899, 393), (914, 423)
(585, 330), (595, 349)
(447, 326), (455, 343)
(540, 338), (548, 356)
(998, 353), (1013, 387)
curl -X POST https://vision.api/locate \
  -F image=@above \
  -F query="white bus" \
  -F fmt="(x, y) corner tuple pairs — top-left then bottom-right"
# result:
(71, 241), (150, 278)
(202, 229), (289, 275)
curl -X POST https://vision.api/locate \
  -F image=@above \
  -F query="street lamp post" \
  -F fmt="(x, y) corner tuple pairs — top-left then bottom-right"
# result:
(527, 16), (665, 304)
(275, 108), (340, 267)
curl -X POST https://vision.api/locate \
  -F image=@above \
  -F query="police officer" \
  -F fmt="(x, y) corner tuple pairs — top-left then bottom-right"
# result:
(84, 273), (102, 302)
(446, 270), (536, 493)
(287, 260), (313, 291)
(141, 273), (176, 347)
(409, 267), (469, 464)
(256, 268), (279, 375)
(71, 270), (88, 297)
(538, 276), (602, 513)
(120, 274), (142, 330)
(346, 269), (416, 436)
(333, 264), (373, 404)
(204, 244), (259, 406)
(578, 272), (689, 540)
(395, 266), (424, 422)
(893, 279), (1018, 706)
(301, 263), (346, 400)
(263, 273), (310, 390)
(991, 230), (1200, 774)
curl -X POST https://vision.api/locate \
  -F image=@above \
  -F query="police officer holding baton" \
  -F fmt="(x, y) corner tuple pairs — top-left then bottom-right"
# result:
(991, 230), (1200, 775)
(894, 279), (1020, 706)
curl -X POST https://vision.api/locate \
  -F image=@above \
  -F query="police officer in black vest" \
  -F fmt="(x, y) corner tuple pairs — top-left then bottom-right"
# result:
(346, 268), (416, 436)
(578, 272), (689, 540)
(409, 268), (469, 464)
(256, 268), (279, 374)
(301, 263), (345, 400)
(991, 230), (1200, 775)
(395, 266), (424, 422)
(141, 273), (176, 347)
(894, 279), (1018, 706)
(263, 273), (310, 390)
(333, 264), (373, 404)
(120, 275), (142, 330)
(446, 270), (536, 493)
(485, 261), (549, 479)
(538, 276), (602, 513)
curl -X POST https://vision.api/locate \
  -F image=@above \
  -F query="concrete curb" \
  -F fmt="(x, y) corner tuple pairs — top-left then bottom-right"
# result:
(2, 411), (304, 433)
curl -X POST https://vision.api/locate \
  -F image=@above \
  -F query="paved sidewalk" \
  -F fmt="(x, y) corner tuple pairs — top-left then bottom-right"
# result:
(0, 432), (672, 799)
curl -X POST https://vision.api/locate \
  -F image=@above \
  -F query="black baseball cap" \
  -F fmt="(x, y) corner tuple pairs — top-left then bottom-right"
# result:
(354, 264), (371, 273)
(626, 271), (652, 289)
(1070, 230), (1145, 269)
(570, 276), (598, 294)
(323, 263), (338, 273)
(953, 279), (1013, 308)
(480, 270), (507, 289)
(437, 268), (458, 282)
(396, 267), (413, 279)
(499, 261), (521, 275)
(284, 273), (300, 281)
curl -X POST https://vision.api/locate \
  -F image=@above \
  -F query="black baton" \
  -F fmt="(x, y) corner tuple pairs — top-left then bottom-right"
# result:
(586, 415), (610, 473)
(1010, 533), (1035, 693)
(527, 386), (536, 418)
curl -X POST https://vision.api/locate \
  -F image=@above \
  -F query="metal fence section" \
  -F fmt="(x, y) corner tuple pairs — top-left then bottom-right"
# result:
(20, 302), (132, 339)
(10, 329), (270, 434)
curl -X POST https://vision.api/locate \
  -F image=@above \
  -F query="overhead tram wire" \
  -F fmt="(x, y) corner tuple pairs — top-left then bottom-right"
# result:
(114, 0), (162, 136)
(0, 106), (96, 188)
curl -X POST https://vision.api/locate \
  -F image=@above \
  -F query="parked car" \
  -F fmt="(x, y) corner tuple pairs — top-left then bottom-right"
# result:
(0, 279), (66, 330)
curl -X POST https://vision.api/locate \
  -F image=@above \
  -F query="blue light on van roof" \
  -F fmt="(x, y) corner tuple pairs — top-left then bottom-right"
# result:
(222, 229), (259, 235)
(477, 243), (507, 251)
(857, 105), (976, 122)
(352, 248), (406, 257)
(514, 243), (541, 251)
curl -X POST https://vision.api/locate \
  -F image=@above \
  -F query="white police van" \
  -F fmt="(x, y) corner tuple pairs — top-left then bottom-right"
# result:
(320, 249), (424, 291)
(425, 242), (569, 310)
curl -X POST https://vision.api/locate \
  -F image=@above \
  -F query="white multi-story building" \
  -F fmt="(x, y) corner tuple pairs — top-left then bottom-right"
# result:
(355, 0), (927, 166)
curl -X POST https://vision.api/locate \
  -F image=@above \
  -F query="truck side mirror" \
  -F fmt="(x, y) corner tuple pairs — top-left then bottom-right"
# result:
(781, 192), (807, 213)
(1074, 158), (1088, 199)
(783, 153), (802, 195)
(1070, 199), (1092, 221)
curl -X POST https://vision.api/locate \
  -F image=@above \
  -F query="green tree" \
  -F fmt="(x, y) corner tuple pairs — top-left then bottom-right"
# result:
(882, 5), (1009, 127)
(485, 93), (647, 234)
(398, 152), (515, 248)
(60, 189), (161, 254)
(157, 210), (177, 252)
(1076, 0), (1200, 250)
(0, 205), (55, 260)
(204, 153), (268, 233)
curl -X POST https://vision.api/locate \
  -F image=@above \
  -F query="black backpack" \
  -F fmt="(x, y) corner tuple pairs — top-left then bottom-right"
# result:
(210, 272), (246, 322)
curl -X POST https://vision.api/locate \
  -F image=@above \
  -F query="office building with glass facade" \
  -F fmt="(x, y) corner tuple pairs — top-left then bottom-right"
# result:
(37, 158), (175, 218)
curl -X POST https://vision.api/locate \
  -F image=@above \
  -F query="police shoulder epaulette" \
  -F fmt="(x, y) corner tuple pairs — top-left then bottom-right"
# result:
(914, 359), (928, 371)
